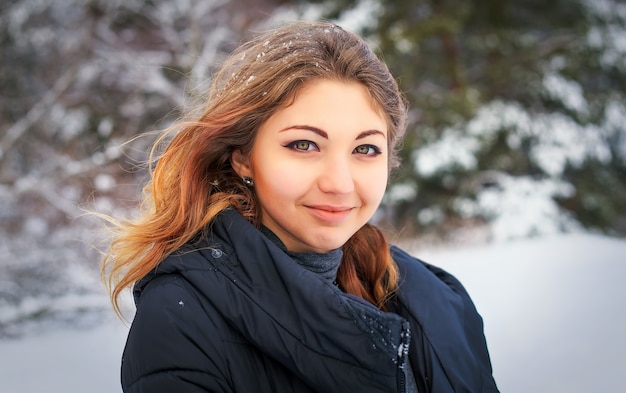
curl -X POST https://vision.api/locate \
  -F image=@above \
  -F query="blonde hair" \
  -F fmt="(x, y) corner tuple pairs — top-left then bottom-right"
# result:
(102, 21), (408, 316)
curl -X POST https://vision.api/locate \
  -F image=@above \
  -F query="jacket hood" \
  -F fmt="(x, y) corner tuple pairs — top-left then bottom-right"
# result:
(134, 209), (410, 393)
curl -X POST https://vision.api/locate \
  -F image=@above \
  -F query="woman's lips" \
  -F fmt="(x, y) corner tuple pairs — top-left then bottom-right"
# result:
(305, 205), (353, 223)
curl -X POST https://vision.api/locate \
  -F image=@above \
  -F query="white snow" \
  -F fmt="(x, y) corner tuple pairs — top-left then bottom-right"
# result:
(94, 174), (117, 192)
(543, 72), (589, 115)
(0, 233), (624, 393)
(0, 314), (128, 393)
(384, 182), (418, 205)
(334, 0), (382, 34)
(454, 174), (581, 241)
(415, 233), (626, 393)
(414, 100), (613, 179)
(413, 128), (480, 177)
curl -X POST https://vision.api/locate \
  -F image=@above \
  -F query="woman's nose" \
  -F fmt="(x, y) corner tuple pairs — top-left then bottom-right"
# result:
(317, 157), (355, 195)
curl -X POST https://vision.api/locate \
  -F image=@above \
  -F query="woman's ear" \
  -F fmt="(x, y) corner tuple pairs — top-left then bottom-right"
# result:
(230, 149), (251, 178)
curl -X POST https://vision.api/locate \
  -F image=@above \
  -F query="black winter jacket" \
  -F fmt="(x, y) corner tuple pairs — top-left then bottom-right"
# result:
(121, 209), (499, 392)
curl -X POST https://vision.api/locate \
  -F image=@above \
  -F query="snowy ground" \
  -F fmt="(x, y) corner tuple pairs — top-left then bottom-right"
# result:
(419, 233), (626, 393)
(0, 233), (624, 393)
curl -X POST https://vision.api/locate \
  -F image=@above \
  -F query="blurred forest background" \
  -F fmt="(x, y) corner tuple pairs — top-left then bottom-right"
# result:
(1, 0), (625, 336)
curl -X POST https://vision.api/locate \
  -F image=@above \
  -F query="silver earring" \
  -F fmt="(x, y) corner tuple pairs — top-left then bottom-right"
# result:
(242, 176), (254, 187)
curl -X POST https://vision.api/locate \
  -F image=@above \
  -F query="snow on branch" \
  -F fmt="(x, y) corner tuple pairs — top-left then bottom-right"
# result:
(0, 66), (78, 161)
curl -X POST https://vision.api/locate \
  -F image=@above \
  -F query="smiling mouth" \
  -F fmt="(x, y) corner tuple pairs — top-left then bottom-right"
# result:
(307, 205), (353, 212)
(305, 205), (354, 223)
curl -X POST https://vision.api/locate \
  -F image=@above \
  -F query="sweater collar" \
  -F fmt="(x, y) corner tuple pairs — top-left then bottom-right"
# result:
(259, 225), (342, 283)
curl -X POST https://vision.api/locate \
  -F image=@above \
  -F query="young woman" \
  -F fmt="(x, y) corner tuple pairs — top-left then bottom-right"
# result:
(102, 21), (499, 393)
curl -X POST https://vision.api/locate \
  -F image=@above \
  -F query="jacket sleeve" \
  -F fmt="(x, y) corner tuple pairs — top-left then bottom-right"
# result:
(121, 274), (232, 393)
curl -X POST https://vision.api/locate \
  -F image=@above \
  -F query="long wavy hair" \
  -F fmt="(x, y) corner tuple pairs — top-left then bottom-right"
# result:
(102, 21), (408, 316)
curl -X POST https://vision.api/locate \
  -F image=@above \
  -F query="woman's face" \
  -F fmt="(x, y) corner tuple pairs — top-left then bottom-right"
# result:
(232, 79), (389, 253)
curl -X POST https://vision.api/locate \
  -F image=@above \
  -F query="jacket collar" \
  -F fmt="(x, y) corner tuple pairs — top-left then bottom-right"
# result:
(136, 208), (409, 393)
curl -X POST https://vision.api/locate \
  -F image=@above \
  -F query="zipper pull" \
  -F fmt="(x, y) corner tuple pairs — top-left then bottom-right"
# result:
(397, 322), (411, 392)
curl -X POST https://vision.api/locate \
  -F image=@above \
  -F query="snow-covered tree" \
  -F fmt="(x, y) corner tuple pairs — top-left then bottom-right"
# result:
(300, 0), (626, 241)
(0, 0), (279, 336)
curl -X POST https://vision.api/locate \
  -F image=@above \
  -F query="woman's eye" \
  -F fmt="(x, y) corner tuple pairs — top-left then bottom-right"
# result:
(285, 140), (317, 151)
(353, 144), (381, 156)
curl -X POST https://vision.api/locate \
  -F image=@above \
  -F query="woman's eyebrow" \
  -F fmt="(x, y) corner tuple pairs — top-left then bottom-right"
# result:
(279, 125), (328, 138)
(279, 125), (385, 140)
(356, 129), (386, 140)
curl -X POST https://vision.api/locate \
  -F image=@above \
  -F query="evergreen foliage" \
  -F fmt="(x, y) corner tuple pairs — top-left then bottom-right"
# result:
(1, 0), (625, 247)
(304, 0), (626, 239)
